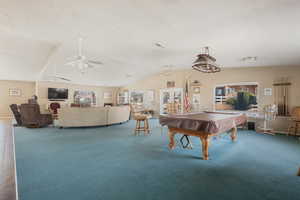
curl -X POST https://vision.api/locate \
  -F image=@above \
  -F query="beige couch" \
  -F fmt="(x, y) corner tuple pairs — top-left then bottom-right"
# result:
(57, 106), (130, 128)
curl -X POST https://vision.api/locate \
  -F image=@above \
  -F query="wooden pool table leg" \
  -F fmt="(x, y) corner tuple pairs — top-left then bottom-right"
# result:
(200, 135), (210, 160)
(230, 125), (237, 141)
(168, 130), (176, 150)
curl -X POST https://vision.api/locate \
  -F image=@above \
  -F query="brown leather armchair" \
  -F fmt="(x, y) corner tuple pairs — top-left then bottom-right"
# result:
(20, 104), (53, 128)
(10, 104), (22, 126)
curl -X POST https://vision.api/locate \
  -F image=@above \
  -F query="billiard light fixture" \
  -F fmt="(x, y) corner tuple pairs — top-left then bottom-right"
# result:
(192, 47), (221, 73)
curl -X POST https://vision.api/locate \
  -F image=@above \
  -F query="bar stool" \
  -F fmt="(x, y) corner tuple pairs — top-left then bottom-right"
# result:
(134, 114), (150, 135)
(288, 107), (300, 136)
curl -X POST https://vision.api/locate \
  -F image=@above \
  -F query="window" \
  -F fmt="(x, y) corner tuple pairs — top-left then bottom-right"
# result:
(130, 91), (144, 104)
(74, 90), (96, 106)
(118, 91), (129, 105)
(129, 90), (155, 108)
(215, 87), (225, 96)
(215, 83), (258, 111)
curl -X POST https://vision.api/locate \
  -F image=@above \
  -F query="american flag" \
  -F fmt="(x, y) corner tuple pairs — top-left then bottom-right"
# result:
(184, 80), (191, 112)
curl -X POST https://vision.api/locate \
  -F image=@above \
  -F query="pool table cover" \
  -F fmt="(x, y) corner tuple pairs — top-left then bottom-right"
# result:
(159, 112), (247, 135)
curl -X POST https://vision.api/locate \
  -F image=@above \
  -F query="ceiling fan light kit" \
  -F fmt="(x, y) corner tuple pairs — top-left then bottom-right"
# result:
(241, 56), (258, 62)
(154, 43), (165, 48)
(192, 47), (221, 73)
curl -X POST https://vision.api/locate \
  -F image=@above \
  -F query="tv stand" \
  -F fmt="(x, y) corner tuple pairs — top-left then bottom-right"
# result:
(48, 99), (66, 102)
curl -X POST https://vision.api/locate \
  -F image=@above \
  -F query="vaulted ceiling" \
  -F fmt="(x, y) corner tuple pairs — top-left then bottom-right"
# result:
(0, 0), (300, 86)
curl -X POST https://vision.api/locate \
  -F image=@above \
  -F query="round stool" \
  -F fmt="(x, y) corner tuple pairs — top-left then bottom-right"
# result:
(134, 114), (150, 135)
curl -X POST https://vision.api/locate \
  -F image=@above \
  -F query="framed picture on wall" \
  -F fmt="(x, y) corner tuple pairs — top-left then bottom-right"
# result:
(192, 86), (201, 93)
(9, 88), (21, 96)
(104, 92), (112, 99)
(264, 88), (272, 96)
(167, 81), (175, 88)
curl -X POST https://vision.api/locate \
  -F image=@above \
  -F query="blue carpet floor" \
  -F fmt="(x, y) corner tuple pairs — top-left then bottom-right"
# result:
(14, 120), (300, 200)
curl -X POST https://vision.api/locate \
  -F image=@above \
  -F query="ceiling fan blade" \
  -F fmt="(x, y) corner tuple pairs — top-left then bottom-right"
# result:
(87, 63), (96, 68)
(64, 60), (78, 66)
(88, 60), (103, 65)
(44, 76), (71, 82)
(66, 55), (80, 61)
(155, 43), (165, 48)
(55, 76), (71, 81)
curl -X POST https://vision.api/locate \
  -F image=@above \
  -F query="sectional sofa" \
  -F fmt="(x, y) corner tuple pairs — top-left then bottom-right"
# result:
(57, 106), (130, 128)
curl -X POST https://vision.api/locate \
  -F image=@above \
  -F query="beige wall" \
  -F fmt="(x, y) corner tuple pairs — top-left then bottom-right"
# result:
(123, 66), (300, 114)
(0, 80), (35, 117)
(0, 80), (119, 117)
(2, 66), (300, 122)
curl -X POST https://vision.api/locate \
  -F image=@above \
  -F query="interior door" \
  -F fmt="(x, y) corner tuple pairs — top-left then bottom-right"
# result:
(160, 88), (183, 114)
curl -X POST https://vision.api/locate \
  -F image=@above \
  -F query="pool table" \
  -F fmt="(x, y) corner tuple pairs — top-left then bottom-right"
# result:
(159, 112), (247, 160)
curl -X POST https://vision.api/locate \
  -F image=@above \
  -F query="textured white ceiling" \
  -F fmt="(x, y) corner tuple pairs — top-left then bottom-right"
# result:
(0, 0), (300, 86)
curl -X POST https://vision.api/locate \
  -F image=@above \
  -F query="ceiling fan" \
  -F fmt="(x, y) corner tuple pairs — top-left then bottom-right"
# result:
(64, 37), (103, 73)
(44, 75), (71, 82)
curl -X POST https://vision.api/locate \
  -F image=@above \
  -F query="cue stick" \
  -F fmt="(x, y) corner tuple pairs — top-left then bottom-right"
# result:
(285, 85), (287, 115)
(274, 86), (276, 106)
(285, 84), (288, 115)
(273, 86), (278, 109)
(280, 85), (282, 115)
(279, 85), (281, 115)
(282, 86), (285, 115)
(286, 85), (288, 115)
(286, 85), (289, 115)
(282, 85), (284, 115)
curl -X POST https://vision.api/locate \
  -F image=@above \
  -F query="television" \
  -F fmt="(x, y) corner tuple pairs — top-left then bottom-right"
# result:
(48, 88), (68, 100)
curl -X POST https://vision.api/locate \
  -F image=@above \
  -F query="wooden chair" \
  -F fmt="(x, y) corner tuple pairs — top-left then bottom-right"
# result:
(130, 104), (151, 135)
(166, 102), (180, 114)
(49, 102), (61, 120)
(130, 104), (142, 117)
(288, 107), (300, 136)
(9, 104), (22, 126)
(133, 114), (150, 135)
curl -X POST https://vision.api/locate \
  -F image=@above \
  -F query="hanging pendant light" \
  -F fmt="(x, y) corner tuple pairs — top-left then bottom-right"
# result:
(192, 47), (221, 73)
